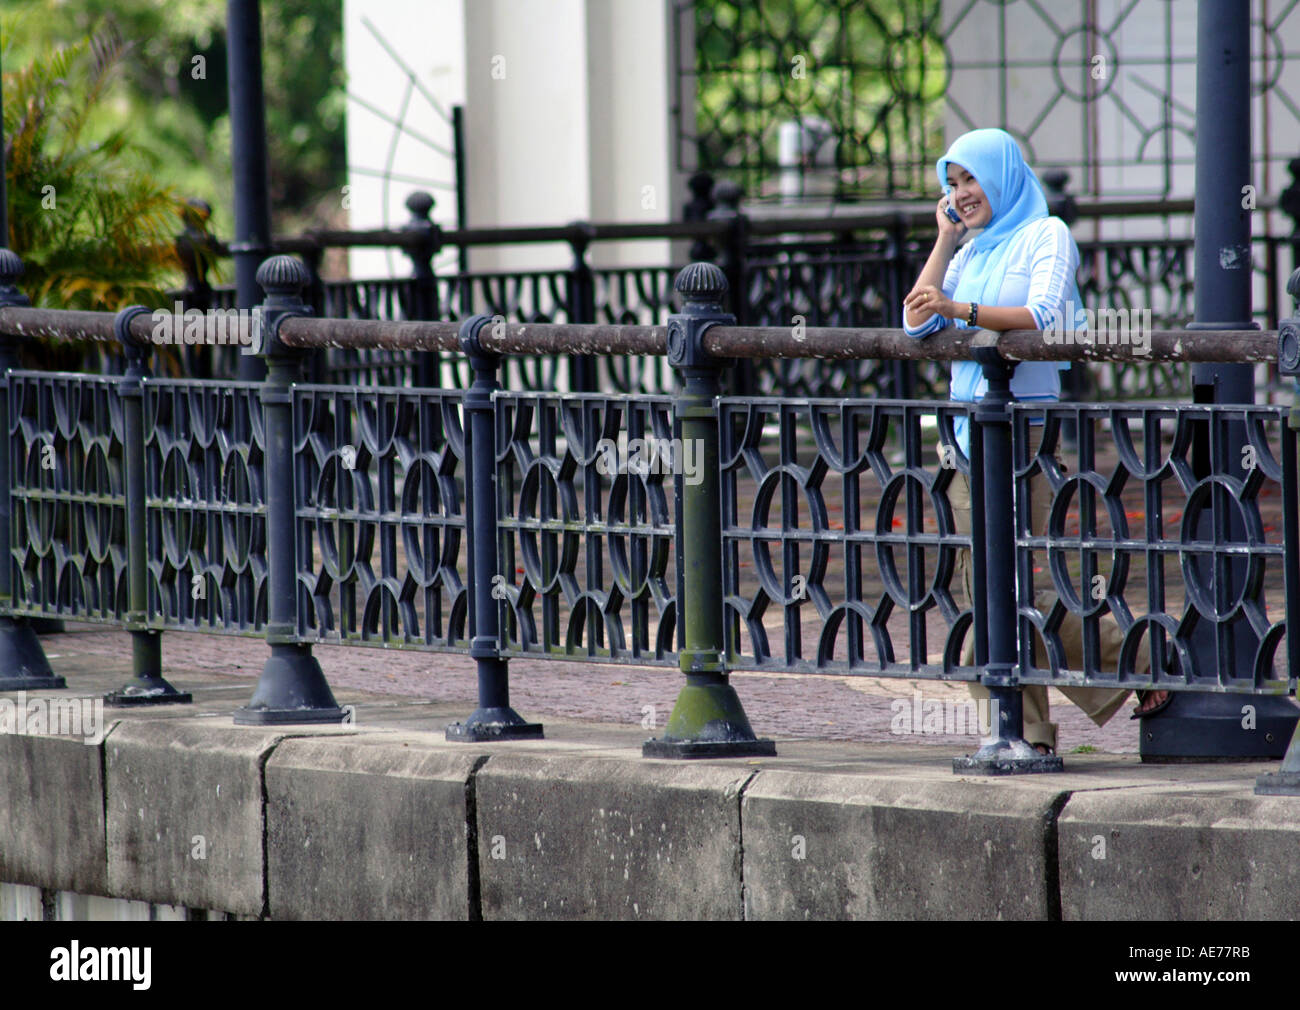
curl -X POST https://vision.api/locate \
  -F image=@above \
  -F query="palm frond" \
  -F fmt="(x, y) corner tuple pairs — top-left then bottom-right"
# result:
(4, 23), (184, 311)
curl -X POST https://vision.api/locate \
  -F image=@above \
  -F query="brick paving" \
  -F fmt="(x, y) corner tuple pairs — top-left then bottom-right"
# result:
(44, 622), (1145, 753)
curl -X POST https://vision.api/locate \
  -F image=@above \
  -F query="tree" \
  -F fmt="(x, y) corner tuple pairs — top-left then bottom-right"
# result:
(3, 0), (346, 240)
(3, 23), (188, 309)
(692, 0), (947, 200)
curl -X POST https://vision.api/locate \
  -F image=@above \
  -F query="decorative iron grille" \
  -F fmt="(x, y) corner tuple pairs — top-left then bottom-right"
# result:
(495, 392), (681, 665)
(144, 380), (267, 634)
(1017, 403), (1293, 689)
(293, 384), (469, 650)
(8, 374), (128, 623)
(676, 0), (1300, 201)
(719, 396), (975, 674)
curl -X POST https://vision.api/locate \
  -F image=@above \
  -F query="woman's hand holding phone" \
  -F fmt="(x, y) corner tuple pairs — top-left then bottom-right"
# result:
(936, 190), (967, 241)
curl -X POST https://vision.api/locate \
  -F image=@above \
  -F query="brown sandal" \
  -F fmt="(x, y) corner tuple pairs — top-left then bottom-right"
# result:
(1131, 690), (1173, 720)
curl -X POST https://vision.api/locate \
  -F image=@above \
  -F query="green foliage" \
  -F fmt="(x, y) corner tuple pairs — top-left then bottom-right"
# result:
(693, 0), (947, 199)
(4, 0), (346, 239)
(3, 22), (187, 309)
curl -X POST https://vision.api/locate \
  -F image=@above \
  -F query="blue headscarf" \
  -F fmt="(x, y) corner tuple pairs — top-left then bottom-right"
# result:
(935, 129), (1078, 453)
(937, 128), (1061, 307)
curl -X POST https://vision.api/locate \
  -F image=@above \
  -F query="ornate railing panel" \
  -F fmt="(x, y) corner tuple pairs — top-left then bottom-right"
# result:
(741, 239), (945, 398)
(293, 384), (468, 650)
(8, 373), (128, 623)
(1016, 404), (1294, 691)
(718, 396), (974, 676)
(144, 380), (267, 634)
(495, 392), (679, 665)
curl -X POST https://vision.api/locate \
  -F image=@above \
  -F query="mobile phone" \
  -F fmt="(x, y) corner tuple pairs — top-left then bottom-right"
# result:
(942, 187), (962, 224)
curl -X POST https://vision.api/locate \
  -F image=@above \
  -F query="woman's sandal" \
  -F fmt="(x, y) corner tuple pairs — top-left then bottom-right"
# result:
(1131, 689), (1173, 720)
(1031, 743), (1055, 756)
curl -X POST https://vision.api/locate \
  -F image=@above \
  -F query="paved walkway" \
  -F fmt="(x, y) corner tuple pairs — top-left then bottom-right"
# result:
(43, 622), (1144, 753)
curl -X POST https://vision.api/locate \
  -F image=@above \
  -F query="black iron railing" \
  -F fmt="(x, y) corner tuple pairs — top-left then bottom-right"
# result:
(160, 176), (1300, 406)
(1, 249), (1298, 789)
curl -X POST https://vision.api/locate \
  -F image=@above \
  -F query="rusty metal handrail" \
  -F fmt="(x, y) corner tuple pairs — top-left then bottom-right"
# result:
(0, 304), (1278, 365)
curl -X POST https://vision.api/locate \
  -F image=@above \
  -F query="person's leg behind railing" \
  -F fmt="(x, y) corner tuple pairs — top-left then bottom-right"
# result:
(954, 453), (1148, 753)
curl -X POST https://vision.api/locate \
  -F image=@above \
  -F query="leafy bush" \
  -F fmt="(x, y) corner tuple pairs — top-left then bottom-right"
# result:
(3, 23), (190, 309)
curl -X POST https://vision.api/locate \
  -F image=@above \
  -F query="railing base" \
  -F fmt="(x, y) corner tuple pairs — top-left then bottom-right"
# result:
(104, 677), (193, 708)
(0, 617), (64, 691)
(233, 644), (347, 725)
(1138, 693), (1299, 762)
(643, 738), (777, 759)
(234, 706), (348, 725)
(647, 677), (775, 759)
(0, 674), (66, 691)
(1254, 771), (1300, 795)
(445, 707), (543, 742)
(954, 739), (1065, 775)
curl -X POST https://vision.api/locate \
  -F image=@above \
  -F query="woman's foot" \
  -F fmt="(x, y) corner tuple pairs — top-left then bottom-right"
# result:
(1031, 743), (1054, 756)
(1131, 689), (1172, 719)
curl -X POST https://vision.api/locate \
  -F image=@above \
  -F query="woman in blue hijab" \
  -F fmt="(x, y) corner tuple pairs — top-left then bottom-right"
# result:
(902, 128), (1165, 754)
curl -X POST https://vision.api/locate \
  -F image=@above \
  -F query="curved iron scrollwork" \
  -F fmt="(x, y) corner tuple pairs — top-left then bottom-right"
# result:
(9, 373), (128, 621)
(677, 0), (1300, 202)
(495, 392), (679, 665)
(1016, 404), (1293, 692)
(293, 384), (468, 650)
(718, 396), (973, 675)
(144, 380), (267, 633)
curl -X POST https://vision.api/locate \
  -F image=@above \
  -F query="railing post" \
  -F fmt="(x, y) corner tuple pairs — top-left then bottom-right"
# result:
(709, 181), (748, 324)
(1043, 170), (1083, 448)
(954, 340), (1062, 774)
(104, 306), (192, 706)
(567, 222), (598, 392)
(683, 171), (717, 263)
(175, 198), (215, 313)
(1278, 157), (1300, 281)
(403, 190), (442, 389)
(233, 256), (347, 724)
(227, 0), (272, 384)
(1159, 0), (1300, 760)
(1259, 268), (1300, 794)
(709, 181), (757, 396)
(885, 212), (915, 399)
(1041, 169), (1078, 226)
(445, 314), (543, 741)
(299, 244), (327, 384)
(451, 105), (470, 276)
(644, 262), (774, 758)
(0, 249), (62, 690)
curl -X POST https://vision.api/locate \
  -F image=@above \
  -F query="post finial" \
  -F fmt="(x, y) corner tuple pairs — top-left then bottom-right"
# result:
(0, 249), (30, 308)
(405, 190), (435, 222)
(256, 255), (310, 302)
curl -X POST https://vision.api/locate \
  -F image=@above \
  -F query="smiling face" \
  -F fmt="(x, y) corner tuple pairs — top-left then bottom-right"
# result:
(946, 164), (993, 229)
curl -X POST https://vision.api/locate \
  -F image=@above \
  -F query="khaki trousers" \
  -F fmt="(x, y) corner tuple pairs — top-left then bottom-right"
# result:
(948, 462), (1143, 751)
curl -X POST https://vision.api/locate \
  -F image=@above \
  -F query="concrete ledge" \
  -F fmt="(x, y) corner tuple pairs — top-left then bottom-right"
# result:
(742, 770), (1063, 920)
(0, 727), (113, 895)
(5, 658), (1300, 922)
(474, 754), (754, 920)
(105, 720), (296, 915)
(1058, 788), (1300, 920)
(266, 737), (482, 920)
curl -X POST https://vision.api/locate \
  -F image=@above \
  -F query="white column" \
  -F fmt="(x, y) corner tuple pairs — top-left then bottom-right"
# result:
(345, 0), (685, 278)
